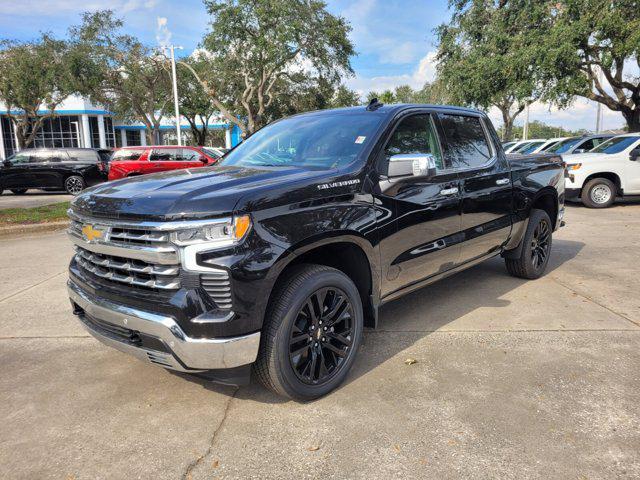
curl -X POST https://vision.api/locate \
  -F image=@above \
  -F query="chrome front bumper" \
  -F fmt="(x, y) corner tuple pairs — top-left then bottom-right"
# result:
(68, 280), (260, 372)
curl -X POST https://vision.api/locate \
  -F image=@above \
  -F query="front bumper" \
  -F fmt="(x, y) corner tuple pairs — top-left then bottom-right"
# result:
(68, 280), (260, 372)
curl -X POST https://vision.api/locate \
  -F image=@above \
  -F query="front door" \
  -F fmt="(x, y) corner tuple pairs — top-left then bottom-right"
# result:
(438, 113), (512, 263)
(376, 113), (462, 298)
(1, 151), (33, 189)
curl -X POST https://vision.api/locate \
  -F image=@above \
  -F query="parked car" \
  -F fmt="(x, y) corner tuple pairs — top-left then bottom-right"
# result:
(504, 139), (546, 153)
(66, 103), (564, 400)
(546, 134), (614, 155)
(565, 133), (640, 208)
(203, 146), (229, 159)
(513, 139), (548, 154)
(107, 146), (221, 181)
(530, 137), (570, 153)
(0, 148), (111, 196)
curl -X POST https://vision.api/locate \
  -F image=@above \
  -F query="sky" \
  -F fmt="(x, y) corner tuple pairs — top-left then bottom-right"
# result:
(0, 0), (627, 132)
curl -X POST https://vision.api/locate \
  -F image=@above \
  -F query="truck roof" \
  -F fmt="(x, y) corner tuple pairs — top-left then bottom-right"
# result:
(291, 103), (486, 118)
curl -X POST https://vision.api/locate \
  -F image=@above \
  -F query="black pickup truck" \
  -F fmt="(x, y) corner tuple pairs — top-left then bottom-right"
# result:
(66, 103), (565, 400)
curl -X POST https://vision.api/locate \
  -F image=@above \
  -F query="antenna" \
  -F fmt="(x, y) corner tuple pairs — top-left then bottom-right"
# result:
(366, 98), (383, 111)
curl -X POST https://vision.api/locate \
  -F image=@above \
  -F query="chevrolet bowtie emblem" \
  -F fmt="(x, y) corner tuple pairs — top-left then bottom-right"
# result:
(82, 224), (105, 242)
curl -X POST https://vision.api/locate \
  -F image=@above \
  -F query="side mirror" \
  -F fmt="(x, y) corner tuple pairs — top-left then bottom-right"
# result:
(630, 149), (640, 161)
(388, 154), (437, 179)
(200, 156), (209, 163)
(574, 148), (586, 154)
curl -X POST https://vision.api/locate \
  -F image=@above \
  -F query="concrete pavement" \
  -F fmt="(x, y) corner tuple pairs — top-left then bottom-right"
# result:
(1, 205), (639, 479)
(0, 191), (72, 210)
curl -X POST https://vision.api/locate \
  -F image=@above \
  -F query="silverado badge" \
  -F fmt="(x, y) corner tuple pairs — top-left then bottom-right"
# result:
(82, 224), (107, 242)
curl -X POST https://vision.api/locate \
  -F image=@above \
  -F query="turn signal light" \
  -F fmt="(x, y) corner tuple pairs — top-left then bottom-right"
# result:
(234, 215), (252, 241)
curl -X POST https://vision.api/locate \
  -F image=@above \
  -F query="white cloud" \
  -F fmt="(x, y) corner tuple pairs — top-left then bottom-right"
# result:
(155, 16), (172, 46)
(347, 51), (437, 94)
(0, 0), (156, 15)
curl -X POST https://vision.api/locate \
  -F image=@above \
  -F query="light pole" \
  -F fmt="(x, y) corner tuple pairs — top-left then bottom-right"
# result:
(163, 45), (184, 146)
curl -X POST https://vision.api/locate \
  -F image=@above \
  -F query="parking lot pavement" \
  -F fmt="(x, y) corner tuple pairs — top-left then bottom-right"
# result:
(0, 191), (72, 210)
(1, 204), (639, 479)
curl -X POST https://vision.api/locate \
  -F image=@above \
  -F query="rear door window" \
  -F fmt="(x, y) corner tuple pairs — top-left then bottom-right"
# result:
(112, 149), (144, 161)
(149, 149), (177, 161)
(439, 114), (493, 169)
(67, 150), (99, 163)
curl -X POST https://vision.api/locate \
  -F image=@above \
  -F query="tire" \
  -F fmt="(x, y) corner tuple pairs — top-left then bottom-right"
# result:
(505, 208), (553, 280)
(581, 178), (616, 208)
(64, 175), (85, 196)
(11, 188), (27, 195)
(254, 264), (364, 401)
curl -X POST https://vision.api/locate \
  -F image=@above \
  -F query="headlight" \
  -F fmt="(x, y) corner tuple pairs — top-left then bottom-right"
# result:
(170, 215), (252, 247)
(566, 163), (582, 171)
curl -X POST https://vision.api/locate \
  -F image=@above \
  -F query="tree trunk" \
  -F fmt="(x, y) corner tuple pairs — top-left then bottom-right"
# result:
(622, 108), (640, 133)
(499, 107), (514, 141)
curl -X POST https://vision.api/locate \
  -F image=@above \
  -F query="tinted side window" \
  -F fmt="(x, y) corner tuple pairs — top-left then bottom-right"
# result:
(150, 149), (176, 161)
(29, 151), (52, 163)
(383, 114), (444, 169)
(178, 149), (201, 161)
(579, 139), (595, 151)
(439, 114), (492, 169)
(68, 151), (99, 163)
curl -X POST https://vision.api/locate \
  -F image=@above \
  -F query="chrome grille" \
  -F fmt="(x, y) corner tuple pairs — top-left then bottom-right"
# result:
(201, 272), (232, 309)
(75, 246), (180, 290)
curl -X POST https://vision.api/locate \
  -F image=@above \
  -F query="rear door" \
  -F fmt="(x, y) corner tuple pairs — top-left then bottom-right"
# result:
(438, 113), (512, 264)
(30, 150), (69, 188)
(376, 112), (462, 298)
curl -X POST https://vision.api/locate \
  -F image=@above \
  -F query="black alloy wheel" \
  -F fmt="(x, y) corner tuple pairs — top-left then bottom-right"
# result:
(288, 287), (354, 385)
(530, 217), (551, 270)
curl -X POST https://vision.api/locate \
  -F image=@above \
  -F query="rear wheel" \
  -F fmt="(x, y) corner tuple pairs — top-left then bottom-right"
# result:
(581, 178), (616, 208)
(505, 208), (553, 279)
(64, 175), (85, 195)
(254, 264), (363, 401)
(11, 188), (27, 195)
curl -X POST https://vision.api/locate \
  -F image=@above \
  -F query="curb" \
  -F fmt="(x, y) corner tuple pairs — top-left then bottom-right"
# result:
(0, 221), (68, 239)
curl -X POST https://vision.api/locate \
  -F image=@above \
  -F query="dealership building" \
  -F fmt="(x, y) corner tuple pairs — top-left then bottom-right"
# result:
(0, 95), (241, 160)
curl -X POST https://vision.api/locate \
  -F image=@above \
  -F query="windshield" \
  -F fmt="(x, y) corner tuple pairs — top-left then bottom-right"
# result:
(591, 136), (640, 154)
(546, 137), (580, 153)
(520, 141), (546, 153)
(221, 112), (385, 169)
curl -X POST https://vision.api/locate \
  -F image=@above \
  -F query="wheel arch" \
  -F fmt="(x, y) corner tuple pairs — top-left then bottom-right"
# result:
(582, 172), (622, 195)
(266, 235), (379, 329)
(530, 187), (559, 229)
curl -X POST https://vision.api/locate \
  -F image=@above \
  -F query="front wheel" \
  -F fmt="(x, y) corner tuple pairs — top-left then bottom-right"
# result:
(505, 208), (553, 279)
(581, 178), (616, 208)
(64, 175), (85, 195)
(254, 264), (364, 401)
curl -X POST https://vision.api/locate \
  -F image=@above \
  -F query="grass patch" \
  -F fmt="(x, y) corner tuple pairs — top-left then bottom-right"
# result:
(0, 202), (71, 226)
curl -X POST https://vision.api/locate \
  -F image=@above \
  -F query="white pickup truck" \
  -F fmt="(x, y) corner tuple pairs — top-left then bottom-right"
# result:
(565, 133), (640, 208)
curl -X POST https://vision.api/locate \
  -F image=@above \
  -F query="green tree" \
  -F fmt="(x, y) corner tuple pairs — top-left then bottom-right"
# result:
(0, 35), (76, 149)
(436, 1), (548, 140)
(69, 11), (172, 144)
(182, 0), (354, 137)
(177, 56), (218, 146)
(537, 0), (640, 132)
(330, 85), (361, 108)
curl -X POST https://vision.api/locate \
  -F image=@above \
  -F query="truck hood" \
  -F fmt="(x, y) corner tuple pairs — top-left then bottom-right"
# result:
(71, 165), (334, 220)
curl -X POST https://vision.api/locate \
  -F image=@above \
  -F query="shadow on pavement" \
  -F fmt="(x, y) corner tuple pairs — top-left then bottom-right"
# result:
(175, 238), (585, 404)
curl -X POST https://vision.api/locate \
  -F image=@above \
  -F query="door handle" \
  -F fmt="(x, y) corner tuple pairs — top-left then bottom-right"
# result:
(496, 178), (510, 186)
(440, 187), (459, 196)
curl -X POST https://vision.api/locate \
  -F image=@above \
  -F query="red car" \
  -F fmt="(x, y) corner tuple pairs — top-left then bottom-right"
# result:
(107, 146), (223, 181)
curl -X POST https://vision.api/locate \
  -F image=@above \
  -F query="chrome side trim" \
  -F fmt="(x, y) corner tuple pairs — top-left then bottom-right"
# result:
(68, 280), (260, 370)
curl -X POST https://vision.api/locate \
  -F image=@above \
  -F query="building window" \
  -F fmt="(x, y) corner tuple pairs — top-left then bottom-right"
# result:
(104, 117), (116, 148)
(126, 130), (141, 146)
(89, 116), (100, 148)
(31, 115), (80, 148)
(1, 116), (17, 158)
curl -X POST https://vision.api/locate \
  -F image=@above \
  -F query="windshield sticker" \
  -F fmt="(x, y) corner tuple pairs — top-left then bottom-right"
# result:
(355, 136), (366, 144)
(317, 179), (361, 190)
